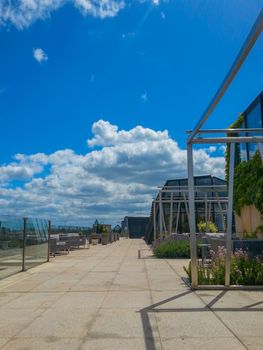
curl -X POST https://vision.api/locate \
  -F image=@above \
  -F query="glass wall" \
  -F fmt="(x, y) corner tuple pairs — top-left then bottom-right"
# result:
(0, 216), (23, 279)
(25, 218), (49, 269)
(246, 102), (263, 160)
(0, 216), (49, 280)
(159, 176), (227, 235)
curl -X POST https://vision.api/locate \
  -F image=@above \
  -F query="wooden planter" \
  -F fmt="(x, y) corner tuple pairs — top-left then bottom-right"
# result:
(101, 235), (109, 245)
(235, 205), (263, 238)
(91, 238), (99, 245)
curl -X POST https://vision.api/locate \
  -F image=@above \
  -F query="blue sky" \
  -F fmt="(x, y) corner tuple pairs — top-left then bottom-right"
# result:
(0, 0), (262, 225)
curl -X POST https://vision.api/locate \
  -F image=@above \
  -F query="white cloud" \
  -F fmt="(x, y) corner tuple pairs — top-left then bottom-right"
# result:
(33, 48), (48, 63)
(0, 120), (225, 225)
(121, 31), (136, 39)
(141, 91), (148, 103)
(0, 0), (158, 29)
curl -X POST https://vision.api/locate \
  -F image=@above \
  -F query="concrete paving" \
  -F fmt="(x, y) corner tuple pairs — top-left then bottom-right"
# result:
(0, 238), (262, 350)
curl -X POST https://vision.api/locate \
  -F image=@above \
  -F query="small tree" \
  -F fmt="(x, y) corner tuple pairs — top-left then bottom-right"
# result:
(198, 220), (218, 233)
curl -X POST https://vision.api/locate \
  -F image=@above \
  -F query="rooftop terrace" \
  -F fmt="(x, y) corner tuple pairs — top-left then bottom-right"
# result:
(0, 239), (262, 350)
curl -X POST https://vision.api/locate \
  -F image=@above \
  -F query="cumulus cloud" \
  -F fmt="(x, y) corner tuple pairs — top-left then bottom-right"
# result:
(0, 0), (159, 29)
(0, 121), (225, 225)
(141, 91), (148, 103)
(33, 48), (48, 63)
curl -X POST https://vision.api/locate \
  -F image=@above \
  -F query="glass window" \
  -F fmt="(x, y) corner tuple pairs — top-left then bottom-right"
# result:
(246, 103), (262, 159)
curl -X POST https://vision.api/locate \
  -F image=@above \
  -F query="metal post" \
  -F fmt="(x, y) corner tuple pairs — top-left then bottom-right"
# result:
(47, 220), (51, 262)
(208, 202), (211, 223)
(225, 142), (235, 286)
(175, 202), (181, 234)
(187, 143), (198, 288)
(159, 192), (163, 239)
(169, 192), (173, 235)
(153, 202), (156, 242)
(216, 192), (226, 232)
(183, 192), (190, 225)
(22, 217), (27, 272)
(205, 192), (208, 233)
(258, 142), (263, 162)
(162, 205), (167, 237)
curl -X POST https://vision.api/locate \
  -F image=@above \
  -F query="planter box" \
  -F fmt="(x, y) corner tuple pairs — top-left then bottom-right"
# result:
(235, 205), (263, 238)
(101, 236), (109, 245)
(91, 238), (99, 245)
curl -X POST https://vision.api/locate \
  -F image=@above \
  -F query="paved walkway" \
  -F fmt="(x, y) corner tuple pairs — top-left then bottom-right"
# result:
(0, 239), (262, 350)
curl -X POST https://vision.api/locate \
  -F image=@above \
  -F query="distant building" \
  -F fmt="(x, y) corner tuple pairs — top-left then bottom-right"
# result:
(144, 175), (227, 244)
(122, 216), (149, 239)
(93, 219), (111, 233)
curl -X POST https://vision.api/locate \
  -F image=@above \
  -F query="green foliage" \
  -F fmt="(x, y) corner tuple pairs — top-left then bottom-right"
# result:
(154, 240), (190, 259)
(184, 246), (263, 285)
(256, 224), (263, 233)
(233, 151), (263, 215)
(225, 115), (244, 182)
(242, 231), (257, 240)
(197, 220), (218, 233)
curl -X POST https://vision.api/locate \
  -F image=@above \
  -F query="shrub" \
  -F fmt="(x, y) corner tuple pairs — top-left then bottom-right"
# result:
(184, 246), (263, 285)
(154, 240), (190, 259)
(197, 221), (218, 233)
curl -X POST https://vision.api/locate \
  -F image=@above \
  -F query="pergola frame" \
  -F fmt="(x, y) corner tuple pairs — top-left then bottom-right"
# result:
(187, 9), (263, 288)
(153, 184), (228, 241)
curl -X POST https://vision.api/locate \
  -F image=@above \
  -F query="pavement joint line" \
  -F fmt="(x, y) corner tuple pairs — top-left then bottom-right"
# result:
(0, 241), (125, 350)
(163, 260), (251, 349)
(142, 242), (164, 350)
(77, 239), (132, 350)
(165, 260), (250, 350)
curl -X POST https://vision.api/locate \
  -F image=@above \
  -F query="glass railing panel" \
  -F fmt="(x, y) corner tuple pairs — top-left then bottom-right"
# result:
(25, 218), (48, 269)
(0, 216), (23, 279)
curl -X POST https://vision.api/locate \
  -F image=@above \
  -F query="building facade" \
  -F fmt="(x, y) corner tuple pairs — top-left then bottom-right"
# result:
(122, 216), (149, 239)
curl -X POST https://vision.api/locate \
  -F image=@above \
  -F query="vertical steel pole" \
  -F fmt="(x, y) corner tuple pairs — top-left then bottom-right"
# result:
(187, 143), (198, 288)
(175, 202), (181, 234)
(153, 202), (156, 242)
(216, 192), (226, 232)
(159, 192), (163, 239)
(258, 142), (263, 162)
(47, 220), (51, 262)
(205, 192), (208, 233)
(169, 192), (173, 235)
(183, 192), (190, 226)
(225, 142), (235, 286)
(22, 217), (27, 272)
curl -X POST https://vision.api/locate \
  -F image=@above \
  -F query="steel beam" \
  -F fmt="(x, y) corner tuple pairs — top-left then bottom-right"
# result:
(187, 143), (198, 287)
(187, 128), (263, 134)
(188, 9), (263, 142)
(191, 136), (263, 144)
(153, 201), (156, 242)
(169, 192), (173, 235)
(225, 142), (235, 286)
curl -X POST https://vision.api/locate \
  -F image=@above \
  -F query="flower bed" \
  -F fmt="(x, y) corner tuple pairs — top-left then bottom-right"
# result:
(184, 246), (263, 285)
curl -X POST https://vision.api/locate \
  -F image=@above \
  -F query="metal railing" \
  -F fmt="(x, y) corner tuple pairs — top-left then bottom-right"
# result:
(0, 215), (51, 280)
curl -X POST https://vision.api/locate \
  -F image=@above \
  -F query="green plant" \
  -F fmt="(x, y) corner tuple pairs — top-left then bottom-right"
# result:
(154, 240), (190, 258)
(197, 220), (218, 233)
(184, 246), (263, 285)
(242, 231), (257, 240)
(256, 224), (263, 233)
(225, 114), (244, 183)
(233, 151), (263, 215)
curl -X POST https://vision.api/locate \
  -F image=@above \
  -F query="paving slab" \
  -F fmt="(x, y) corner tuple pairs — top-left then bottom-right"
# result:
(0, 337), (82, 350)
(0, 238), (263, 350)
